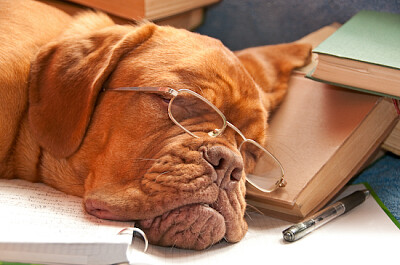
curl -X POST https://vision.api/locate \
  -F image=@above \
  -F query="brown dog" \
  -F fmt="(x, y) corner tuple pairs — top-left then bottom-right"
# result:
(0, 0), (311, 250)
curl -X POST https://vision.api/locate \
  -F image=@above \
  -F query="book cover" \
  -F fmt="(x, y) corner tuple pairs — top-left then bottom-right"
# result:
(313, 10), (400, 70)
(309, 10), (400, 99)
(245, 73), (399, 221)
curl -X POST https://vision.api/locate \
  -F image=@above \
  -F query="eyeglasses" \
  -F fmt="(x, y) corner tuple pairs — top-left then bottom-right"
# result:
(109, 87), (286, 193)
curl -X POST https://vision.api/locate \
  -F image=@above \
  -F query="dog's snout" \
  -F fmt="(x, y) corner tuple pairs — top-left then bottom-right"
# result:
(202, 146), (244, 187)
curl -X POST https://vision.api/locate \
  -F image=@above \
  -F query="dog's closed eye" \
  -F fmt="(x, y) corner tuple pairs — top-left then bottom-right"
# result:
(159, 95), (171, 105)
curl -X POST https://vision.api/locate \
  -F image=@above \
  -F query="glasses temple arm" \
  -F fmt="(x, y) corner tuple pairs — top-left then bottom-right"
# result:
(107, 86), (178, 96)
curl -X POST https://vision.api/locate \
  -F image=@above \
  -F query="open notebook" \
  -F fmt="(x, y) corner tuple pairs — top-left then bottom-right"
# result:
(0, 180), (398, 265)
(0, 179), (139, 265)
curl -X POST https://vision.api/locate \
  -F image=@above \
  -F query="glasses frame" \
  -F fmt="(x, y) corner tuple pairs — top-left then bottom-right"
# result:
(109, 86), (286, 193)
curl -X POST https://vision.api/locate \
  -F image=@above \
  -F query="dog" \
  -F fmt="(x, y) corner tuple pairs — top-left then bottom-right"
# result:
(0, 0), (311, 250)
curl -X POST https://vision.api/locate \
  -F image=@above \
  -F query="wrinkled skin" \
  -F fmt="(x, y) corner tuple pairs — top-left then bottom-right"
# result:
(1, 1), (311, 250)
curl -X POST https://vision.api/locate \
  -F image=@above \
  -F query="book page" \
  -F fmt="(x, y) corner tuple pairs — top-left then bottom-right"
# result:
(1, 180), (398, 264)
(131, 184), (399, 265)
(0, 179), (137, 264)
(0, 179), (134, 243)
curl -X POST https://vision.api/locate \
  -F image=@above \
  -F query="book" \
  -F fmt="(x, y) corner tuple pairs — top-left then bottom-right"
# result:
(65, 0), (220, 21)
(0, 179), (142, 265)
(37, 0), (206, 30)
(308, 10), (400, 99)
(382, 120), (400, 155)
(245, 73), (399, 221)
(1, 181), (399, 264)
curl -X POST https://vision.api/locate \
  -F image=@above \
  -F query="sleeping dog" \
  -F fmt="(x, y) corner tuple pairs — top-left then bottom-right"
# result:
(0, 0), (311, 250)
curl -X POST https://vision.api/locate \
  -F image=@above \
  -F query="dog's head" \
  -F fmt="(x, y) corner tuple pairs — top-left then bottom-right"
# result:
(28, 12), (310, 250)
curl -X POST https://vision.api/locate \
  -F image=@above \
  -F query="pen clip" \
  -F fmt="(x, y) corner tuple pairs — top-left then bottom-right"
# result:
(118, 227), (149, 253)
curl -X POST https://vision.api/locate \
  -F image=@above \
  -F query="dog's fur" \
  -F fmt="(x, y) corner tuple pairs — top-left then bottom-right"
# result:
(0, 0), (311, 250)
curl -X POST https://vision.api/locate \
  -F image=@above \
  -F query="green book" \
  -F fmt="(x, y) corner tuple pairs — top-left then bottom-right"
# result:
(308, 10), (400, 99)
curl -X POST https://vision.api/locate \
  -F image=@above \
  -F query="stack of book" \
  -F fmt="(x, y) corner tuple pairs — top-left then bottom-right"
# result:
(246, 10), (400, 221)
(308, 10), (400, 156)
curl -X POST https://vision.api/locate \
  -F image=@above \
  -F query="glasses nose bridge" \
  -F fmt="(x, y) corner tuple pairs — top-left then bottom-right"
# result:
(168, 89), (252, 152)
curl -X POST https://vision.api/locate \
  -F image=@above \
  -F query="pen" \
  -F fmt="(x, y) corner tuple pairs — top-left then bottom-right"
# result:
(282, 189), (370, 242)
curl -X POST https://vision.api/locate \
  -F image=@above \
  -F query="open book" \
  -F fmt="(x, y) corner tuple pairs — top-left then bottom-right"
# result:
(1, 180), (398, 264)
(0, 179), (144, 265)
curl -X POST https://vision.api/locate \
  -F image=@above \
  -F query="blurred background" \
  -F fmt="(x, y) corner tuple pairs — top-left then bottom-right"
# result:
(196, 0), (400, 50)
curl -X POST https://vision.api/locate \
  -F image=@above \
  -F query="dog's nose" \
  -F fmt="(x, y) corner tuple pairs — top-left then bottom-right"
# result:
(202, 146), (244, 187)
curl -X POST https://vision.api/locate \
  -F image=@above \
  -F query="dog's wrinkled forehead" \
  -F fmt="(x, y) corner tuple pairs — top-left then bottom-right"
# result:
(106, 26), (264, 124)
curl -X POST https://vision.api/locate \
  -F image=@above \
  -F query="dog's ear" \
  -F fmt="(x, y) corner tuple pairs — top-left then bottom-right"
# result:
(28, 23), (157, 158)
(235, 42), (311, 111)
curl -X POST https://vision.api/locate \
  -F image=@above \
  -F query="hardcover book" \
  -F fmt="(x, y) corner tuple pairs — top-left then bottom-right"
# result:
(308, 10), (400, 99)
(66, 0), (220, 21)
(382, 121), (400, 156)
(246, 73), (398, 221)
(38, 0), (210, 30)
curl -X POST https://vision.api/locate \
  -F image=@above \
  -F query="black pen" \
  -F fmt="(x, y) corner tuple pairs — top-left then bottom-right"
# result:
(282, 189), (370, 242)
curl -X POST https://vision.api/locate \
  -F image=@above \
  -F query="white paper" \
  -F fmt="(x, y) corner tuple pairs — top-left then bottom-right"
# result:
(0, 179), (134, 264)
(1, 180), (398, 265)
(130, 184), (399, 265)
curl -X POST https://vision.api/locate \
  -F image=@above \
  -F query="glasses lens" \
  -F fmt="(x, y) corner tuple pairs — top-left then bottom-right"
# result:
(240, 140), (284, 192)
(169, 91), (225, 137)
